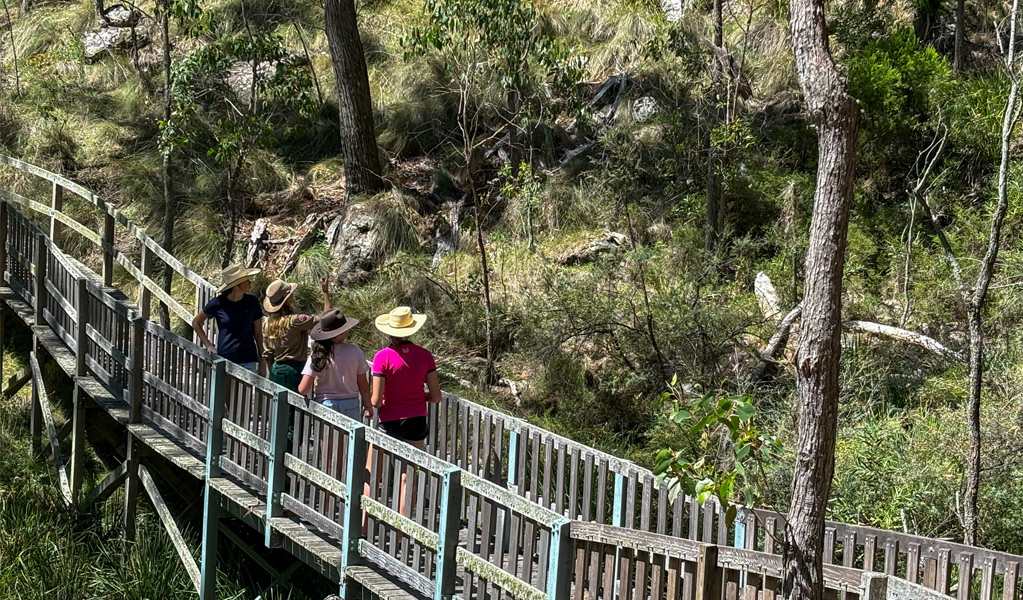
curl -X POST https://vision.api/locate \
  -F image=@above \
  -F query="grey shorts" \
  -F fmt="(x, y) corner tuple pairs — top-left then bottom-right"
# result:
(319, 396), (362, 421)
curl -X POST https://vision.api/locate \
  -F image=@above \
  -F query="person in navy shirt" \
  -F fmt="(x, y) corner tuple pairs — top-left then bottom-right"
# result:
(191, 264), (268, 376)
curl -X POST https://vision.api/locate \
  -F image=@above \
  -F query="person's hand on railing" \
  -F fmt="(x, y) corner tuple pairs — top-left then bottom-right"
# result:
(257, 358), (268, 378)
(203, 341), (216, 354)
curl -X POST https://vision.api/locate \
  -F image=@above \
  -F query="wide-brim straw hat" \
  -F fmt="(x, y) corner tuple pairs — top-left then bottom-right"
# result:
(374, 306), (427, 338)
(310, 309), (360, 341)
(263, 279), (299, 313)
(217, 264), (261, 294)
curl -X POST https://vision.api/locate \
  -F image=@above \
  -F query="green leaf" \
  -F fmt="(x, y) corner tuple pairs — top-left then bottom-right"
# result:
(725, 504), (738, 527)
(673, 410), (692, 423)
(736, 402), (756, 421)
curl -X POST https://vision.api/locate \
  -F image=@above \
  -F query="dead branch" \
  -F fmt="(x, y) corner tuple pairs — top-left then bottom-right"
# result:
(842, 320), (966, 364)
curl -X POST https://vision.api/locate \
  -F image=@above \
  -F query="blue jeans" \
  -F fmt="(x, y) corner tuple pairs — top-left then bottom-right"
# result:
(239, 362), (259, 373)
(320, 397), (361, 421)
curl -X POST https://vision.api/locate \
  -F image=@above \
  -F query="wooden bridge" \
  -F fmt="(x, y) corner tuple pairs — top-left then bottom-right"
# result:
(0, 154), (1019, 600)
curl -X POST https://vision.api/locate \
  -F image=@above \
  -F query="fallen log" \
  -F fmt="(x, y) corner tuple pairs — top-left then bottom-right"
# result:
(843, 320), (966, 364)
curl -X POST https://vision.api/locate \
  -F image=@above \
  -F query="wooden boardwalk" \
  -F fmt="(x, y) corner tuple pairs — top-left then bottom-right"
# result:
(0, 154), (1019, 600)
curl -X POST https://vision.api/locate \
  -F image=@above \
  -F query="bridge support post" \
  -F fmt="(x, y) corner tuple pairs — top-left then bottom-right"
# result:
(123, 312), (145, 540)
(265, 389), (290, 547)
(339, 423), (368, 597)
(200, 481), (222, 600)
(29, 234), (48, 457)
(200, 359), (228, 600)
(433, 466), (462, 600)
(545, 517), (573, 600)
(0, 199), (8, 287)
(49, 182), (63, 242)
(69, 278), (89, 503)
(102, 212), (115, 288)
(123, 437), (141, 542)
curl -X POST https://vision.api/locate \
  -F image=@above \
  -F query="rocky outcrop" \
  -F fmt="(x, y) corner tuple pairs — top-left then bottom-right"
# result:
(557, 232), (628, 266)
(83, 5), (152, 62)
(327, 204), (382, 286)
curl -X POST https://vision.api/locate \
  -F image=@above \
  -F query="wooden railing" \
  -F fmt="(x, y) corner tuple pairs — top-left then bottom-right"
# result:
(1, 155), (1020, 600)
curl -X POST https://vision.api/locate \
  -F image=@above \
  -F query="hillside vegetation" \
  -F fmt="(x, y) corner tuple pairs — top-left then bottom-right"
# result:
(1, 0), (1022, 554)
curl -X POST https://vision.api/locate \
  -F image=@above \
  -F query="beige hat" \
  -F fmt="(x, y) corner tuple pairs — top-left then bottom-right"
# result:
(374, 306), (427, 337)
(263, 279), (298, 313)
(217, 264), (261, 294)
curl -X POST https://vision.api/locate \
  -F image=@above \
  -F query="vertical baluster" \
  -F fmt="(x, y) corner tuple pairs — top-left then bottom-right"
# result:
(907, 543), (921, 584)
(958, 553), (974, 600)
(1003, 561), (1019, 600)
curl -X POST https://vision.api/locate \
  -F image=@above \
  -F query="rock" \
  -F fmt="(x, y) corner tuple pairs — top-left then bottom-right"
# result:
(632, 96), (659, 123)
(755, 272), (782, 322)
(558, 232), (628, 266)
(661, 0), (683, 21)
(82, 8), (151, 62)
(329, 204), (383, 286)
(102, 4), (140, 27)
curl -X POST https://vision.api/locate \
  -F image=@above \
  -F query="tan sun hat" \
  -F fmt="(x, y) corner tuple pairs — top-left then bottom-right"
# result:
(374, 306), (427, 338)
(263, 279), (298, 313)
(217, 264), (261, 294)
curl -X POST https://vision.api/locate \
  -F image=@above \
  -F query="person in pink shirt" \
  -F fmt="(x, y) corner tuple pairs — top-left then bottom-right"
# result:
(371, 306), (442, 449)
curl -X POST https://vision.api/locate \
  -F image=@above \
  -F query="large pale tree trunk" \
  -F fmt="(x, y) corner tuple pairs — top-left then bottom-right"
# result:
(324, 0), (383, 197)
(784, 0), (860, 597)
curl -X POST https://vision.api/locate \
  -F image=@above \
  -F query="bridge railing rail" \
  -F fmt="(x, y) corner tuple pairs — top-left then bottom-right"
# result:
(2, 158), (1023, 600)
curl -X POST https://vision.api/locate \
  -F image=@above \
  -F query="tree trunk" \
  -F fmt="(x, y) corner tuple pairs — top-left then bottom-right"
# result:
(324, 0), (383, 197)
(963, 309), (982, 545)
(704, 0), (724, 254)
(159, 3), (172, 329)
(784, 0), (860, 597)
(953, 0), (965, 71)
(470, 183), (496, 385)
(962, 0), (1020, 543)
(223, 165), (240, 268)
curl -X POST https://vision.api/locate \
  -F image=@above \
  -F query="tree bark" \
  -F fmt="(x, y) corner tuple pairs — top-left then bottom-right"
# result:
(962, 0), (1020, 544)
(470, 183), (496, 385)
(159, 2), (172, 329)
(963, 309), (983, 545)
(324, 0), (384, 197)
(704, 0), (724, 254)
(953, 0), (964, 71)
(784, 0), (860, 597)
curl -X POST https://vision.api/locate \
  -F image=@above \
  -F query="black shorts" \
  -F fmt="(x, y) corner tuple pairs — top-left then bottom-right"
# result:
(379, 416), (429, 442)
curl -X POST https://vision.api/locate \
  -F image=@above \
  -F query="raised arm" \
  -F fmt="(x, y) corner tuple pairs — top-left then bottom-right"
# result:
(320, 276), (332, 311)
(191, 311), (216, 354)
